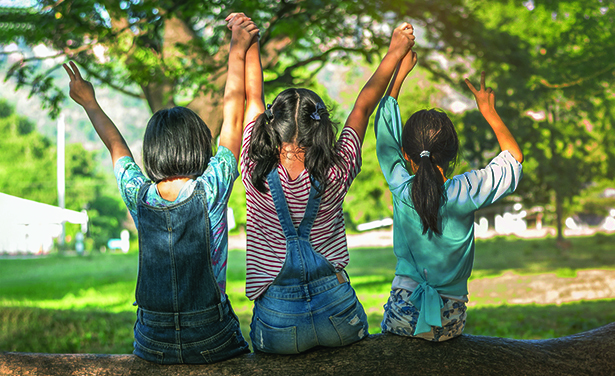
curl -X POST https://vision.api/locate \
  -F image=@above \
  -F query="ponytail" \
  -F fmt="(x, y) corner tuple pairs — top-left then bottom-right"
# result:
(248, 111), (282, 193)
(247, 88), (340, 194)
(299, 98), (339, 196)
(402, 109), (459, 235)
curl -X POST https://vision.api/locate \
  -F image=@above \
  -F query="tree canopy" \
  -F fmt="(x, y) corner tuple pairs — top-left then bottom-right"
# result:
(2, 0), (614, 237)
(453, 0), (615, 239)
(2, 0), (503, 137)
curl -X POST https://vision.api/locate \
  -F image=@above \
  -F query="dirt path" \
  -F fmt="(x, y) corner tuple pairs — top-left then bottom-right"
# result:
(469, 269), (615, 306)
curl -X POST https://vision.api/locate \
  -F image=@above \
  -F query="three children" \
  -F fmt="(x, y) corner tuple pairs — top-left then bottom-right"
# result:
(67, 12), (522, 363)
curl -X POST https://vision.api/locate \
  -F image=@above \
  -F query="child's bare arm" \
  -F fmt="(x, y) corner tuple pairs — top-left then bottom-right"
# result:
(465, 71), (524, 163)
(345, 22), (415, 143)
(219, 16), (259, 161)
(63, 62), (132, 166)
(244, 30), (265, 125)
(385, 50), (418, 100)
(226, 13), (264, 126)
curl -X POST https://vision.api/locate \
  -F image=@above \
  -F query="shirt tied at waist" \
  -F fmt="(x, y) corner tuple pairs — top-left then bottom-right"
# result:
(409, 280), (444, 335)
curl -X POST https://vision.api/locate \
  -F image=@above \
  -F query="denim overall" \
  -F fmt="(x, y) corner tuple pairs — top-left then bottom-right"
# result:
(250, 169), (369, 354)
(133, 181), (249, 364)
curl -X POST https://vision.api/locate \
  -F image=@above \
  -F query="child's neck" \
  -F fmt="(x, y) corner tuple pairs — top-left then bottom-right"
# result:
(157, 176), (193, 202)
(280, 142), (305, 181)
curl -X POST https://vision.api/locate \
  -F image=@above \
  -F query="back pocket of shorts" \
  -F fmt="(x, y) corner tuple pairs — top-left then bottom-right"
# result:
(200, 331), (248, 363)
(251, 318), (298, 354)
(133, 340), (165, 364)
(329, 301), (368, 346)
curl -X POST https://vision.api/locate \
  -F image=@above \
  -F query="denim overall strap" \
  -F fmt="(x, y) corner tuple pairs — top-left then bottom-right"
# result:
(266, 168), (336, 286)
(135, 181), (221, 313)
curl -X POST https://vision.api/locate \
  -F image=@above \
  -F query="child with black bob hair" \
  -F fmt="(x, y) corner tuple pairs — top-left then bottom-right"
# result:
(142, 107), (213, 183)
(63, 15), (259, 364)
(230, 12), (417, 354)
(375, 50), (524, 341)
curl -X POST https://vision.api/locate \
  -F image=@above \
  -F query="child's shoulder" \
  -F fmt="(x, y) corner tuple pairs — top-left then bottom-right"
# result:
(196, 145), (239, 191)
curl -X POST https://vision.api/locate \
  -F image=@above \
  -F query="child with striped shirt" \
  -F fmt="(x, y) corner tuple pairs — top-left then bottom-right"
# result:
(228, 13), (417, 354)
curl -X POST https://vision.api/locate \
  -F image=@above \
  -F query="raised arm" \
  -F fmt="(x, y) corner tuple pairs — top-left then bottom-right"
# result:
(225, 13), (264, 127)
(465, 72), (524, 163)
(385, 50), (418, 100)
(219, 16), (259, 161)
(244, 29), (265, 125)
(63, 62), (132, 166)
(345, 22), (415, 143)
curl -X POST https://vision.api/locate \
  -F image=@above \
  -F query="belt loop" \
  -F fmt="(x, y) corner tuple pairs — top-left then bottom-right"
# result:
(174, 313), (180, 331)
(218, 302), (224, 322)
(303, 285), (311, 302)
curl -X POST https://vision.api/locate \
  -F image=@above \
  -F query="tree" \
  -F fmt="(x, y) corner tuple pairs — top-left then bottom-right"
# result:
(0, 98), (127, 250)
(1, 0), (505, 139)
(452, 0), (615, 241)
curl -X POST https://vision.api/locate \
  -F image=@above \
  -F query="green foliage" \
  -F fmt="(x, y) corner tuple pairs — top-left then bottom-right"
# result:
(0, 0), (500, 138)
(0, 99), (129, 251)
(449, 1), (615, 238)
(0, 99), (56, 205)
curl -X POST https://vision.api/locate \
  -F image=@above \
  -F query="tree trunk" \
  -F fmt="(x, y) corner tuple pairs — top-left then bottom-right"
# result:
(2, 323), (614, 376)
(555, 189), (565, 242)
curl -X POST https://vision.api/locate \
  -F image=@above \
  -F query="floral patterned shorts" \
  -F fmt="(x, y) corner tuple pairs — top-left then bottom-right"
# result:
(381, 289), (467, 342)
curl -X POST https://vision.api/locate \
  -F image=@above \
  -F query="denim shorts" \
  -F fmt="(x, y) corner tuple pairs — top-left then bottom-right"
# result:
(133, 300), (249, 364)
(381, 288), (467, 342)
(250, 274), (369, 354)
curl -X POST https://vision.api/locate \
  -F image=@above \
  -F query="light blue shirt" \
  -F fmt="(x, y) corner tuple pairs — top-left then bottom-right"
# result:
(113, 146), (239, 297)
(375, 96), (523, 334)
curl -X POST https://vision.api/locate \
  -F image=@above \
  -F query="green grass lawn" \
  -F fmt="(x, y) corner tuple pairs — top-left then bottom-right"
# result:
(1, 233), (614, 353)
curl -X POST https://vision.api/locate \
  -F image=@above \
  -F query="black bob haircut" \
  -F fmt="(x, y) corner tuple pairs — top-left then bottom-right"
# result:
(143, 106), (213, 183)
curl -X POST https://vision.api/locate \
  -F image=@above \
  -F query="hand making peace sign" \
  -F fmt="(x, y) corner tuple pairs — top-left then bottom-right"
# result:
(465, 71), (496, 114)
(63, 61), (97, 109)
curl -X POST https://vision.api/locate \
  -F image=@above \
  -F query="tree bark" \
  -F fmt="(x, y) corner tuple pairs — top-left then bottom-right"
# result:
(2, 323), (614, 376)
(555, 189), (565, 242)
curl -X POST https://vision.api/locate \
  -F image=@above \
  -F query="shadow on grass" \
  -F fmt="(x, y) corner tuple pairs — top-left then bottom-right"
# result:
(0, 306), (135, 354)
(465, 300), (615, 339)
(0, 253), (138, 302)
(471, 233), (615, 278)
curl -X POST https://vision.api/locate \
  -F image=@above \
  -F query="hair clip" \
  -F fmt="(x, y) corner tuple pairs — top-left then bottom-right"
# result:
(310, 102), (326, 121)
(420, 150), (431, 158)
(264, 104), (274, 122)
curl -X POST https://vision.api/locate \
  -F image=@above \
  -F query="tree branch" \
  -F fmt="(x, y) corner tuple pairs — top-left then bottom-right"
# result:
(540, 63), (615, 89)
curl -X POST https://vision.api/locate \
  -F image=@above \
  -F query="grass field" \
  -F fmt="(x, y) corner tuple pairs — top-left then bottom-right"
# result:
(1, 233), (614, 354)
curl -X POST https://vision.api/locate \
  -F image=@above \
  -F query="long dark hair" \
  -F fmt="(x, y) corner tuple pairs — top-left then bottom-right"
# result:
(143, 106), (212, 183)
(247, 88), (340, 195)
(402, 109), (459, 235)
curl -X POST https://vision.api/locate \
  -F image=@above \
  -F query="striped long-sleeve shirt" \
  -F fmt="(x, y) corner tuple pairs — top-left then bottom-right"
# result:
(241, 121), (362, 300)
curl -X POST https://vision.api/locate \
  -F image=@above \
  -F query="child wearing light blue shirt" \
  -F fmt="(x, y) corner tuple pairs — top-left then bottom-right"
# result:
(375, 51), (524, 341)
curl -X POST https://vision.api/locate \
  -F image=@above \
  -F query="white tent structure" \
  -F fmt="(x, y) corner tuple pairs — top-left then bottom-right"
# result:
(0, 192), (88, 254)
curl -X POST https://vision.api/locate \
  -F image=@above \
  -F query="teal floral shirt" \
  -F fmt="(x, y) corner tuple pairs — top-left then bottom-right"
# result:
(113, 146), (239, 298)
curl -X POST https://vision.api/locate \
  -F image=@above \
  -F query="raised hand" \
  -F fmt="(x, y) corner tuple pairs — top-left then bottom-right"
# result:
(465, 71), (523, 163)
(464, 71), (496, 114)
(388, 23), (415, 60)
(63, 61), (132, 163)
(63, 61), (96, 108)
(385, 50), (418, 100)
(399, 50), (418, 78)
(226, 13), (259, 50)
